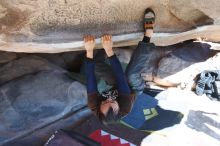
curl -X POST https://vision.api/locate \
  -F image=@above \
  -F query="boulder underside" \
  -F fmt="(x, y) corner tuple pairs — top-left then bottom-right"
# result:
(0, 0), (220, 53)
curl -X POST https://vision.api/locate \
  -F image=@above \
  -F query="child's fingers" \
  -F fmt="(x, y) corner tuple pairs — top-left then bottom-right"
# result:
(101, 34), (113, 44)
(91, 36), (95, 42)
(101, 36), (104, 42)
(84, 35), (96, 42)
(107, 35), (110, 40)
(84, 35), (87, 42)
(103, 35), (106, 41)
(88, 35), (92, 41)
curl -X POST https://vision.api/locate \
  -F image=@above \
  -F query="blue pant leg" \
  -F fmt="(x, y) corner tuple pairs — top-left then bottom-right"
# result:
(126, 41), (156, 94)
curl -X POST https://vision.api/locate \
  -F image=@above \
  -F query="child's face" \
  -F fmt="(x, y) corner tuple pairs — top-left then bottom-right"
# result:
(100, 99), (119, 116)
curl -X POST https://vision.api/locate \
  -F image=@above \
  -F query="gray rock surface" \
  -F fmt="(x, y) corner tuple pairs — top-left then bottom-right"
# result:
(0, 55), (62, 85)
(0, 51), (16, 64)
(157, 41), (217, 79)
(0, 0), (220, 53)
(37, 51), (85, 71)
(0, 55), (87, 145)
(137, 41), (220, 87)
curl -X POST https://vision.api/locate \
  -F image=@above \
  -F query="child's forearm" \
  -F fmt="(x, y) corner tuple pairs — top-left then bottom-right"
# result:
(86, 50), (93, 59)
(105, 49), (114, 57)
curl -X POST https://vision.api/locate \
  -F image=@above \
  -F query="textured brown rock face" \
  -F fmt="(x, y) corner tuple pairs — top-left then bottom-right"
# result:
(0, 0), (220, 53)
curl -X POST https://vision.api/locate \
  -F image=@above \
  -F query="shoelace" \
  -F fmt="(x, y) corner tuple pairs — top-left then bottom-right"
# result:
(196, 71), (220, 101)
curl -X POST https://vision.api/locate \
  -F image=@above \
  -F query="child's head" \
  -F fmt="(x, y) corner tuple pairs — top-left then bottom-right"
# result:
(99, 98), (120, 125)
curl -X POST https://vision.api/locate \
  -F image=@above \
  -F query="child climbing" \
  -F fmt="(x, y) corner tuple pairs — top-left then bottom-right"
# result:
(84, 8), (156, 124)
(85, 35), (135, 124)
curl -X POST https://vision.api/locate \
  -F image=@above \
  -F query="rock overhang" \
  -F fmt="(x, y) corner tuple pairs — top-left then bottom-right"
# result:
(0, 0), (220, 53)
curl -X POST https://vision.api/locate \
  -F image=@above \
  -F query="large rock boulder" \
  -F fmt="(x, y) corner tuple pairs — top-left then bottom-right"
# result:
(37, 51), (85, 72)
(0, 51), (16, 64)
(0, 55), (87, 145)
(0, 0), (220, 53)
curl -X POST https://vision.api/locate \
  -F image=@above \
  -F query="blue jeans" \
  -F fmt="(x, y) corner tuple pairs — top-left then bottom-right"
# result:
(126, 41), (159, 95)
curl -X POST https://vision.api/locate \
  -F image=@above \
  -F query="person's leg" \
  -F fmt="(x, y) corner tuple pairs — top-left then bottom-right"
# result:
(125, 41), (157, 94)
(125, 8), (163, 95)
(101, 35), (131, 95)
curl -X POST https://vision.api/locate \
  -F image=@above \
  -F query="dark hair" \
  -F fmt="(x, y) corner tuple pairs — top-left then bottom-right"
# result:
(99, 108), (120, 125)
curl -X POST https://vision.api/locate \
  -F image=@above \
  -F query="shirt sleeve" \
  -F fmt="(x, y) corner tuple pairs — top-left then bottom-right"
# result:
(108, 54), (131, 95)
(85, 57), (102, 117)
(85, 57), (98, 94)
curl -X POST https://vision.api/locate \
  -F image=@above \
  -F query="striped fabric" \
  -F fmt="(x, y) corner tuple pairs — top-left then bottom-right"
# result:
(89, 129), (136, 146)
